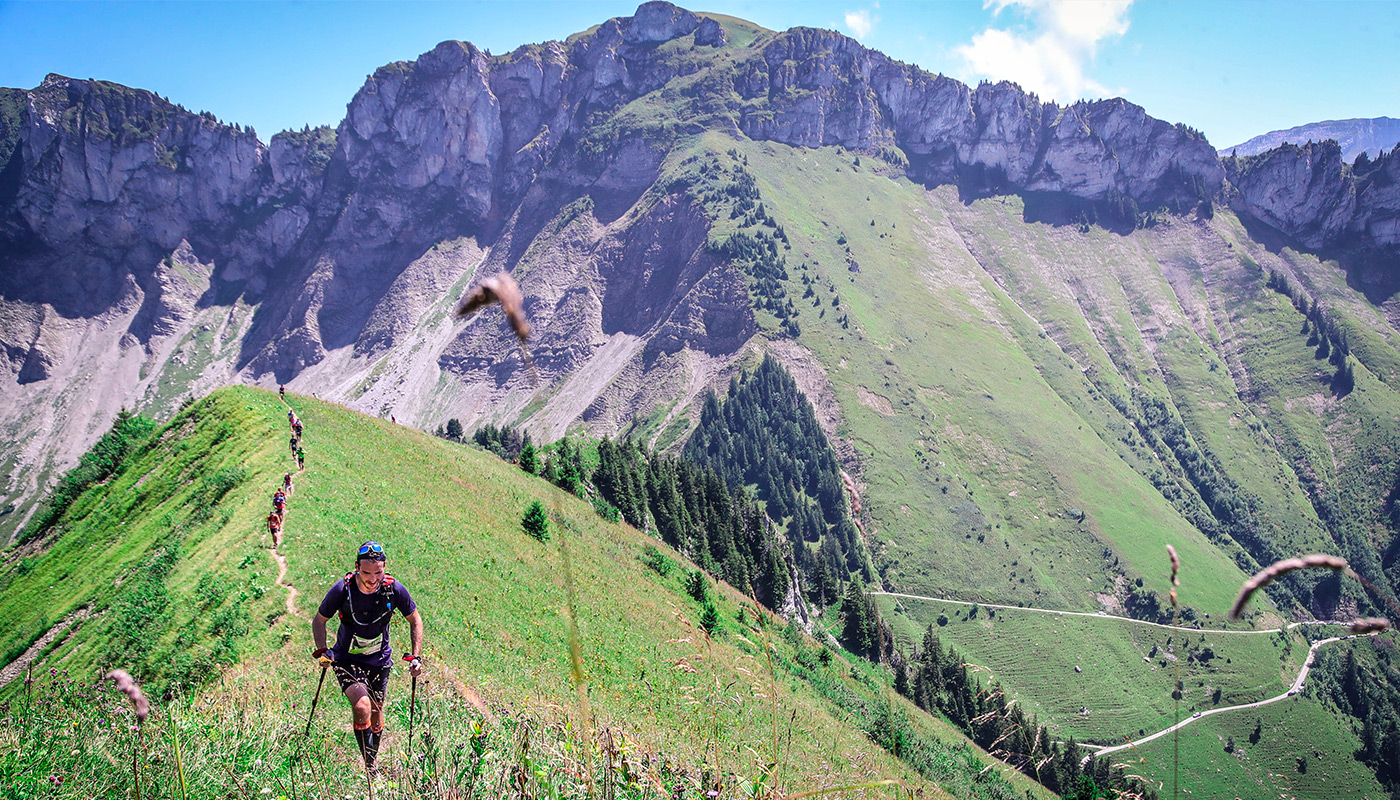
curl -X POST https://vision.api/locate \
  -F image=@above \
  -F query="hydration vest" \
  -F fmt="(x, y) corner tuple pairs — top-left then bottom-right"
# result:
(338, 573), (398, 626)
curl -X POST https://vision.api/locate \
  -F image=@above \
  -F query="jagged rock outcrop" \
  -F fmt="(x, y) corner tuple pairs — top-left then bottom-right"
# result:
(1, 0), (1397, 545)
(737, 27), (1223, 212)
(0, 75), (265, 319)
(1227, 140), (1400, 255)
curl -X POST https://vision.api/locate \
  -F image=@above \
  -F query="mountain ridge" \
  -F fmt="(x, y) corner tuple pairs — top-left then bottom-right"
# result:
(1223, 116), (1400, 163)
(4, 2), (1397, 546)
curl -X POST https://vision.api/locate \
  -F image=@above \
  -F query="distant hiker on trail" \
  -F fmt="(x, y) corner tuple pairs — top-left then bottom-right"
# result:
(288, 409), (296, 427)
(267, 511), (281, 536)
(279, 384), (286, 400)
(283, 472), (294, 495)
(290, 435), (299, 455)
(294, 420), (304, 438)
(312, 541), (424, 773)
(273, 490), (286, 515)
(296, 445), (306, 471)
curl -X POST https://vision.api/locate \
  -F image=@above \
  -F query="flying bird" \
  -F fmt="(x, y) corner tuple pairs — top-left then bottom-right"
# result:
(455, 272), (537, 384)
(455, 273), (531, 342)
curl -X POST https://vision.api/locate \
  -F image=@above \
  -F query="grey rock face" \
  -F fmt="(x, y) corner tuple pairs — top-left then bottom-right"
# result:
(1, 0), (1396, 542)
(1227, 141), (1400, 254)
(739, 27), (1222, 211)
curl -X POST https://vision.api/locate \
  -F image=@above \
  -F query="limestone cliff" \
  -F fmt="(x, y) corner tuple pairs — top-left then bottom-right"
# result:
(0, 1), (1397, 543)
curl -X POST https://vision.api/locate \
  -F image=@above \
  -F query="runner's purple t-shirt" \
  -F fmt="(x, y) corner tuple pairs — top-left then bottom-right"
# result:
(318, 576), (415, 668)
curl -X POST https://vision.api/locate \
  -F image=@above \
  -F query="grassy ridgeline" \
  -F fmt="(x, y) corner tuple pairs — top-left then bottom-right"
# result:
(0, 386), (1051, 800)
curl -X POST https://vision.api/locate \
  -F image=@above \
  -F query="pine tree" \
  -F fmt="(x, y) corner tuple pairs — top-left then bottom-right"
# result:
(445, 418), (464, 441)
(519, 442), (539, 474)
(521, 501), (549, 541)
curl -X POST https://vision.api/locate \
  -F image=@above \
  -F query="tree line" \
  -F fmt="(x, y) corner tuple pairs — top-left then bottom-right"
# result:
(894, 619), (1154, 799)
(684, 355), (870, 606)
(1312, 641), (1400, 793)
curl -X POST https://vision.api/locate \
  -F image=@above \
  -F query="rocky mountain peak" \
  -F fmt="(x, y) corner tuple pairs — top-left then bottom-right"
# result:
(1, 1), (1398, 544)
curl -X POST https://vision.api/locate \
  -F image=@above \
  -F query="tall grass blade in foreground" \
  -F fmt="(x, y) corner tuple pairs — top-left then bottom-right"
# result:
(1228, 554), (1348, 620)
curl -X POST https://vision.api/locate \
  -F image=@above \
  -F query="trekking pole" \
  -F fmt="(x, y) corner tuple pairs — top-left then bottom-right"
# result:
(408, 673), (419, 753)
(305, 663), (329, 737)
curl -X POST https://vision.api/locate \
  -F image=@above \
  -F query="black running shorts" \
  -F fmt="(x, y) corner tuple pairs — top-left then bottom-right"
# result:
(332, 660), (390, 706)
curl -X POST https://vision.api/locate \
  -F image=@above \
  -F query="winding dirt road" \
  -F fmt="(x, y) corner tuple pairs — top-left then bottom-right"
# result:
(1086, 632), (1378, 763)
(872, 590), (1327, 634)
(867, 590), (1375, 765)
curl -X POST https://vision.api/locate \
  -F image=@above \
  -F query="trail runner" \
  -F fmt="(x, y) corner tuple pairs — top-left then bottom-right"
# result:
(295, 445), (306, 471)
(294, 421), (304, 438)
(273, 490), (286, 516)
(267, 512), (281, 536)
(290, 436), (298, 456)
(288, 409), (296, 428)
(283, 472), (294, 495)
(279, 384), (286, 400)
(312, 541), (424, 772)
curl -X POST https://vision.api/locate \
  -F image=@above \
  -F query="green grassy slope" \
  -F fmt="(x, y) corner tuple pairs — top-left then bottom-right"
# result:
(0, 386), (1053, 800)
(658, 134), (1400, 798)
(874, 595), (1311, 742)
(723, 138), (1253, 616)
(1107, 692), (1387, 800)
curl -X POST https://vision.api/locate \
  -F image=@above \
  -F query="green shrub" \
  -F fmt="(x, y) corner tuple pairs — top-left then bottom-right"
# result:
(641, 545), (675, 576)
(522, 501), (550, 541)
(686, 569), (708, 603)
(592, 495), (620, 522)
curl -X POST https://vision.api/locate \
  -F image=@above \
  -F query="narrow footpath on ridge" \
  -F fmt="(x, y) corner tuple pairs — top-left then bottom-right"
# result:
(866, 591), (1378, 764)
(270, 393), (304, 620)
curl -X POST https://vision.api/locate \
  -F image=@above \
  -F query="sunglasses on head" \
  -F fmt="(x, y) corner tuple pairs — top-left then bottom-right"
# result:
(357, 541), (386, 561)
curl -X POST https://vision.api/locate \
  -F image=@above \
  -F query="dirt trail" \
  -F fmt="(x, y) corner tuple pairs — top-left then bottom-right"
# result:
(872, 590), (1330, 635)
(271, 395), (303, 620)
(0, 607), (92, 687)
(872, 591), (1377, 766)
(1086, 632), (1379, 764)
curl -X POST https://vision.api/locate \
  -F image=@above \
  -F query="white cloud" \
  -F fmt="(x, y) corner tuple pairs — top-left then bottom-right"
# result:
(845, 8), (876, 39)
(955, 0), (1131, 101)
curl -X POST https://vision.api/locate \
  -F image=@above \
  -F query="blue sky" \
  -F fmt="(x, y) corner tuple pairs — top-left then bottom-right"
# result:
(1, 1), (1397, 151)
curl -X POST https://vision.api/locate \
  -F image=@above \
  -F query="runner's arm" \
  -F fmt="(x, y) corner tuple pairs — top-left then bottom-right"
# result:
(312, 613), (331, 654)
(405, 609), (424, 660)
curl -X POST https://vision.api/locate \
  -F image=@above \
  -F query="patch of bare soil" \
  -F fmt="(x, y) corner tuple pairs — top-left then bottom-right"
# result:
(856, 386), (895, 415)
(0, 607), (92, 687)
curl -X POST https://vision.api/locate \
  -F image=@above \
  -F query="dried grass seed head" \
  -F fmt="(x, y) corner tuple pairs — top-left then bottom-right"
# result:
(106, 669), (150, 722)
(455, 273), (531, 342)
(1229, 554), (1349, 619)
(1348, 617), (1391, 634)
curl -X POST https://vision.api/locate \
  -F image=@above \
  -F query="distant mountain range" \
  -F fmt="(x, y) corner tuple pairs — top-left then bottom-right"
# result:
(1223, 116), (1400, 163)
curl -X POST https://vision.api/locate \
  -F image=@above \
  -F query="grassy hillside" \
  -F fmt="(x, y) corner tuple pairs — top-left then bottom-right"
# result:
(1106, 691), (1387, 799)
(0, 386), (1053, 800)
(873, 595), (1312, 742)
(633, 133), (1400, 798)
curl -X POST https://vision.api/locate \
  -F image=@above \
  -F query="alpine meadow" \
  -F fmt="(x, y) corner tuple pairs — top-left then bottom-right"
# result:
(2, 3), (1400, 800)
